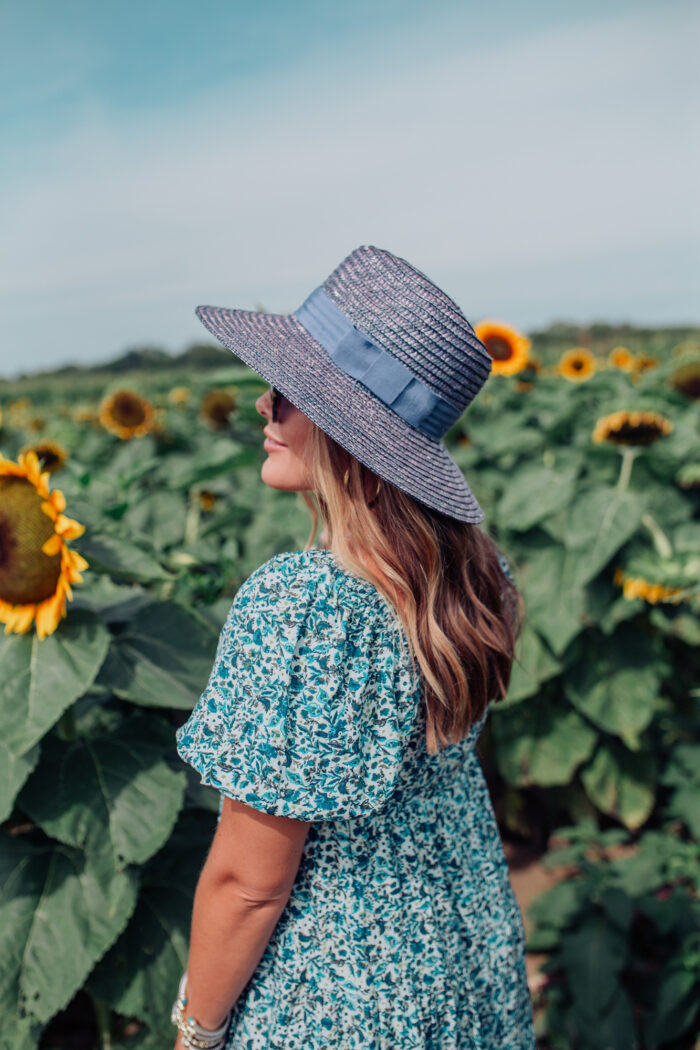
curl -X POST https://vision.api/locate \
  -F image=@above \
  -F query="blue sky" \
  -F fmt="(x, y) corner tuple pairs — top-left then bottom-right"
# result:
(1, 0), (698, 377)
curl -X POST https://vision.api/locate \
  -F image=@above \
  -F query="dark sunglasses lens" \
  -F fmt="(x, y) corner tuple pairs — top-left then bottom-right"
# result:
(271, 385), (281, 421)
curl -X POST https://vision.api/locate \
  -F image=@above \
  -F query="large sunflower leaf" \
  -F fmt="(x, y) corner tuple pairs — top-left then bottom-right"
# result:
(0, 1007), (44, 1050)
(557, 484), (647, 588)
(517, 545), (586, 655)
(0, 833), (137, 1028)
(491, 693), (598, 787)
(564, 624), (661, 749)
(123, 491), (187, 551)
(88, 810), (215, 1037)
(0, 609), (110, 759)
(0, 741), (40, 824)
(497, 464), (579, 532)
(97, 600), (218, 709)
(501, 620), (562, 706)
(18, 714), (185, 871)
(73, 534), (171, 582)
(581, 739), (658, 830)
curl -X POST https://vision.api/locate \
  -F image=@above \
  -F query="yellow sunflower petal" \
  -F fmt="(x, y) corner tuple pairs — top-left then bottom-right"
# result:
(42, 533), (63, 556)
(1, 603), (37, 634)
(54, 515), (86, 539)
(35, 589), (66, 640)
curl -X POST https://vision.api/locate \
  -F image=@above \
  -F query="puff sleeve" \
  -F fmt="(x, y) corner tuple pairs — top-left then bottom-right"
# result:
(175, 551), (420, 821)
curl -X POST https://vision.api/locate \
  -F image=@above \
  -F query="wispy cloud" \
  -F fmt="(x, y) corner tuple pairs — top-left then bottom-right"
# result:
(1, 1), (697, 375)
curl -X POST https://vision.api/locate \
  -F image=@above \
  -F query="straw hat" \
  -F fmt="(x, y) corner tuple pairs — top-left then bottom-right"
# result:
(194, 245), (493, 522)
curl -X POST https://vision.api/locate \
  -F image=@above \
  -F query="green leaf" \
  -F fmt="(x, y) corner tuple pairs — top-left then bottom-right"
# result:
(73, 534), (171, 582)
(581, 740), (657, 830)
(0, 742), (40, 824)
(19, 714), (186, 871)
(527, 878), (588, 933)
(498, 464), (579, 532)
(0, 1008), (44, 1050)
(560, 915), (628, 1020)
(491, 694), (598, 786)
(0, 609), (111, 759)
(644, 959), (700, 1046)
(557, 484), (647, 588)
(88, 810), (215, 1036)
(97, 600), (218, 709)
(123, 491), (187, 551)
(664, 783), (700, 838)
(159, 438), (244, 490)
(568, 985), (637, 1050)
(502, 620), (562, 705)
(518, 545), (586, 655)
(564, 623), (661, 749)
(0, 833), (137, 1026)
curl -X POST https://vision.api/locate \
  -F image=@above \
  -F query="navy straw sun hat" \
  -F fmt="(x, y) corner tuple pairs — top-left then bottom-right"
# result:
(195, 245), (494, 524)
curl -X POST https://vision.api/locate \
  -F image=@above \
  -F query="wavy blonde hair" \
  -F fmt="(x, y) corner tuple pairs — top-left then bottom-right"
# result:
(297, 421), (524, 755)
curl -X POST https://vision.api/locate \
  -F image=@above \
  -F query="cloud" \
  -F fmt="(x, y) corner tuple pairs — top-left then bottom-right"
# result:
(1, 1), (698, 373)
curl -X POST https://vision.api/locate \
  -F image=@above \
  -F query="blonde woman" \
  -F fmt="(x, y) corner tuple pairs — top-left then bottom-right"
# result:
(172, 246), (536, 1049)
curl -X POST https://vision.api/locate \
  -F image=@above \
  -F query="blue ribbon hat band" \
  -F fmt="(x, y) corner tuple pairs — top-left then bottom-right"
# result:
(293, 286), (463, 440)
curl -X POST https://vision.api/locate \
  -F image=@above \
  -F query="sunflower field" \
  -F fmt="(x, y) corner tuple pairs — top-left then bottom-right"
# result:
(0, 325), (699, 1050)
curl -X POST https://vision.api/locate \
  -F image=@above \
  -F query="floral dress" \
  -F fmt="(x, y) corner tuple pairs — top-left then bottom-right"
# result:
(175, 546), (536, 1049)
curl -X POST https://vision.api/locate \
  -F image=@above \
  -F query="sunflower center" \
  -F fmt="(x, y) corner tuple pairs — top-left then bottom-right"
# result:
(111, 393), (146, 427)
(485, 337), (514, 362)
(572, 360), (584, 370)
(610, 422), (663, 446)
(0, 477), (62, 604)
(34, 445), (60, 470)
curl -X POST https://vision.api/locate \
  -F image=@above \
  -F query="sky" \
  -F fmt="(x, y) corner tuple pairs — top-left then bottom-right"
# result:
(1, 0), (698, 378)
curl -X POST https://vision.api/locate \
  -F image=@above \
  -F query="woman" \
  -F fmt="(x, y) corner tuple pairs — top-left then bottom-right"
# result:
(172, 245), (536, 1049)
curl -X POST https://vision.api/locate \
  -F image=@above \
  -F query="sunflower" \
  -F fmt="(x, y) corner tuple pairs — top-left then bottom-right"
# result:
(523, 356), (542, 374)
(670, 360), (700, 400)
(557, 348), (597, 382)
(608, 346), (635, 371)
(73, 406), (99, 424)
(631, 353), (659, 375)
(0, 451), (88, 639)
(592, 409), (673, 446)
(198, 490), (218, 512)
(99, 389), (155, 439)
(8, 399), (31, 426)
(168, 386), (191, 407)
(672, 340), (700, 359)
(200, 389), (237, 429)
(612, 566), (685, 605)
(473, 321), (531, 376)
(20, 440), (69, 473)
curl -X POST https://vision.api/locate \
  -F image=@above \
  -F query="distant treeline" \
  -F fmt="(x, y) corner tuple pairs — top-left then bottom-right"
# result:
(6, 323), (700, 383)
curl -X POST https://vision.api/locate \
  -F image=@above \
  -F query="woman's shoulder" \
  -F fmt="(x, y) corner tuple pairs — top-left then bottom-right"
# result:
(242, 546), (394, 616)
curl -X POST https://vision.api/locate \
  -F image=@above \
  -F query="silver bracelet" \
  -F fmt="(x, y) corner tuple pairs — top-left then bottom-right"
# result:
(171, 972), (231, 1050)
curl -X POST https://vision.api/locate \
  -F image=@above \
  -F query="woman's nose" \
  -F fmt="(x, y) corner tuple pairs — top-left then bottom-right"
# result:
(256, 390), (272, 418)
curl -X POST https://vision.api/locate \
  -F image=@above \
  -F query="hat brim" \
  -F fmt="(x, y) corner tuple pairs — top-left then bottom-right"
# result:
(195, 304), (485, 524)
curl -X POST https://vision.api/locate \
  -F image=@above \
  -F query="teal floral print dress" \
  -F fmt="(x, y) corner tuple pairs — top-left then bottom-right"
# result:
(176, 546), (536, 1049)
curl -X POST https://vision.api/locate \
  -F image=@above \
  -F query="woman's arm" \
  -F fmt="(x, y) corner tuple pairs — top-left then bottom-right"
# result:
(172, 796), (311, 1045)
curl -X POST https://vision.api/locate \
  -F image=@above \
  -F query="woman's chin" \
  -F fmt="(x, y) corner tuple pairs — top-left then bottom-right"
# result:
(261, 458), (299, 492)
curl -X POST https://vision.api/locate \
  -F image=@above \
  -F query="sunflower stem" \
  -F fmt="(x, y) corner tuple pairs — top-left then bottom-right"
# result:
(641, 512), (673, 560)
(184, 488), (201, 546)
(616, 447), (639, 491)
(90, 994), (112, 1050)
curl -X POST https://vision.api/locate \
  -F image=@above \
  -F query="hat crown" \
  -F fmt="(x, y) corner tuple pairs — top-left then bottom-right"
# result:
(322, 246), (492, 411)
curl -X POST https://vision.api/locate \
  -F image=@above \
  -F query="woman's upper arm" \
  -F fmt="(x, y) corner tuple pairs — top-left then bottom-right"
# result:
(205, 796), (311, 904)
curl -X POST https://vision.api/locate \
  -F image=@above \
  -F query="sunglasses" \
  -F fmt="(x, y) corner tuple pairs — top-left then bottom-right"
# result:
(270, 384), (285, 423)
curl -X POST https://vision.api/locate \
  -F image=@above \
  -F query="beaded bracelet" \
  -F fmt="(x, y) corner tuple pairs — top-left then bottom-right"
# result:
(170, 972), (231, 1050)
